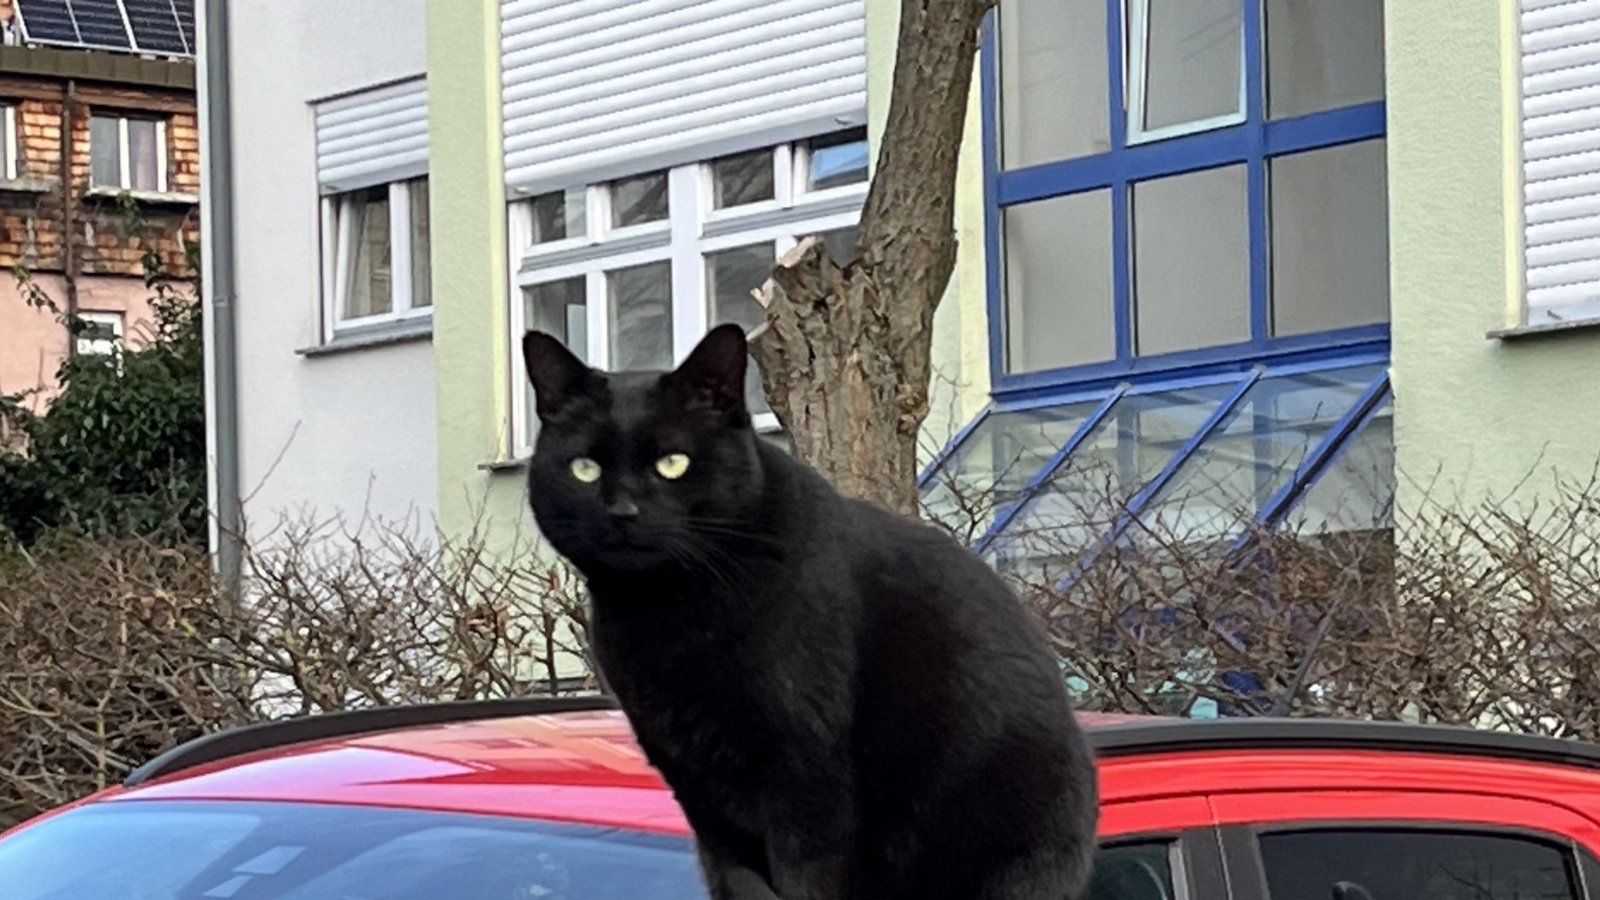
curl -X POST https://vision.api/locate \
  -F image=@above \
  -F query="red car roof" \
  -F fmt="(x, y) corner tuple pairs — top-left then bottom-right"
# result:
(107, 710), (1153, 836)
(96, 706), (1600, 841)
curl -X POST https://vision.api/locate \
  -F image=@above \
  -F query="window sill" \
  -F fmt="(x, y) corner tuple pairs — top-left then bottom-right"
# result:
(0, 176), (56, 194)
(85, 186), (199, 206)
(1487, 317), (1600, 341)
(700, 190), (866, 240)
(297, 319), (432, 357)
(518, 227), (673, 273)
(479, 456), (529, 473)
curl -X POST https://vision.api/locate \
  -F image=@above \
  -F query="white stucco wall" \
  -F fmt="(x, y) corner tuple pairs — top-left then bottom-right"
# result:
(220, 1), (438, 536)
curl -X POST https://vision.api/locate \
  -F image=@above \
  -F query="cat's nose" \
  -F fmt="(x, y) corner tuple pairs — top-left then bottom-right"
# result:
(607, 499), (641, 521)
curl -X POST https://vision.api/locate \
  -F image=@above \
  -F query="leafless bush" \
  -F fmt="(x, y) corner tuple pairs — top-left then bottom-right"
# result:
(926, 450), (1600, 739)
(0, 534), (247, 826)
(0, 518), (593, 828)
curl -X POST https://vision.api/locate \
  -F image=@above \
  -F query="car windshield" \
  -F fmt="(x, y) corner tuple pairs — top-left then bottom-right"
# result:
(0, 800), (708, 899)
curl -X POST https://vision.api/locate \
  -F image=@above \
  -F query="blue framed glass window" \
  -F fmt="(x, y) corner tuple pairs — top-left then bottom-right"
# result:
(919, 356), (1394, 593)
(984, 0), (1389, 392)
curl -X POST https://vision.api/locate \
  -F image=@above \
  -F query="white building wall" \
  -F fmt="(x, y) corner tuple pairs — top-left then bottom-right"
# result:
(219, 0), (437, 536)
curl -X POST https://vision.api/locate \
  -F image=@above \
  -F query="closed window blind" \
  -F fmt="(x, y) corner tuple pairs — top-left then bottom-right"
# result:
(315, 77), (429, 195)
(501, 0), (867, 196)
(1522, 0), (1600, 324)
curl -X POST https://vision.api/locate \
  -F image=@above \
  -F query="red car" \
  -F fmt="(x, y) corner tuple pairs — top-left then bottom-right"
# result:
(3, 697), (1599, 899)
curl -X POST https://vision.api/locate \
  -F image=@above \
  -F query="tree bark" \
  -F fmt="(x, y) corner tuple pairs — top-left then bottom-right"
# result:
(751, 0), (991, 519)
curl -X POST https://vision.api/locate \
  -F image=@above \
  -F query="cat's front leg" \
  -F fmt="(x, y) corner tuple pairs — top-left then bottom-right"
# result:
(765, 830), (852, 900)
(696, 837), (783, 900)
(764, 788), (857, 900)
(676, 797), (783, 900)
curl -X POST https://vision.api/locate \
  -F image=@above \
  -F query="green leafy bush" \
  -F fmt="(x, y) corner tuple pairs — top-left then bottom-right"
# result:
(0, 200), (204, 547)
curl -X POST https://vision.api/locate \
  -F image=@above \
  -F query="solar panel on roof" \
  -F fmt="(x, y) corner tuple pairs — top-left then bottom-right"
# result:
(122, 0), (189, 54)
(13, 0), (83, 45)
(14, 0), (195, 56)
(69, 0), (134, 49)
(173, 0), (194, 54)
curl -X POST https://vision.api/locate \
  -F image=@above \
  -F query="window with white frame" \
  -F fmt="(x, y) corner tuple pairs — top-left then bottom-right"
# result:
(89, 112), (167, 193)
(0, 104), (16, 181)
(322, 177), (431, 335)
(1520, 2), (1600, 327)
(511, 129), (869, 449)
(313, 76), (430, 342)
(76, 311), (124, 357)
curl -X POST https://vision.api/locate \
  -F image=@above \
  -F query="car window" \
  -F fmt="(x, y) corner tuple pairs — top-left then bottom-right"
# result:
(0, 807), (260, 898)
(1258, 829), (1580, 900)
(0, 801), (708, 900)
(1087, 842), (1181, 900)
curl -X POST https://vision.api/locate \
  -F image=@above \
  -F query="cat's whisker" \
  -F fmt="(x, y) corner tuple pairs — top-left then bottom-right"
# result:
(682, 521), (786, 551)
(670, 537), (751, 599)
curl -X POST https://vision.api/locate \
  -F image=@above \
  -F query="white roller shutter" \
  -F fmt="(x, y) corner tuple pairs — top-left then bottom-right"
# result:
(501, 0), (867, 196)
(314, 76), (429, 195)
(1522, 0), (1600, 323)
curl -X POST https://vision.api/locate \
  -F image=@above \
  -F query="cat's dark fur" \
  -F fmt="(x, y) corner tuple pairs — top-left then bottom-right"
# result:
(522, 324), (1098, 900)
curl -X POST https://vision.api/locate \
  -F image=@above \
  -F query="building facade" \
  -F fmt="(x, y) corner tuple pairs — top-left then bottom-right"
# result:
(912, 0), (1600, 588)
(208, 0), (437, 536)
(0, 0), (198, 429)
(427, 0), (873, 547)
(916, 0), (1394, 587)
(207, 0), (1600, 566)
(208, 0), (876, 547)
(1389, 0), (1600, 510)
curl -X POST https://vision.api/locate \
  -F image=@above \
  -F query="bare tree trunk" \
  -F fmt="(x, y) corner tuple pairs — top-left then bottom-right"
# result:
(752, 0), (990, 518)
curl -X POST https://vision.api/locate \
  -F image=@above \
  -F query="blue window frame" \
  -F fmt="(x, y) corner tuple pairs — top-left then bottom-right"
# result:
(981, 0), (1389, 395)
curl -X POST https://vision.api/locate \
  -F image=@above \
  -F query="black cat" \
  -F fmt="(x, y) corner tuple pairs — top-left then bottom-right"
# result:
(522, 324), (1098, 900)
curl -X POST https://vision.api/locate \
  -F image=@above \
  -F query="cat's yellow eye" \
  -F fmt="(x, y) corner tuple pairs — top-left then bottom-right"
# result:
(569, 457), (602, 484)
(655, 453), (691, 481)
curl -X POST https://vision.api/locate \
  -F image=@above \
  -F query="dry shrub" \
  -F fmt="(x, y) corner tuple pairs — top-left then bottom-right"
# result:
(0, 519), (592, 828)
(0, 535), (246, 827)
(930, 459), (1600, 737)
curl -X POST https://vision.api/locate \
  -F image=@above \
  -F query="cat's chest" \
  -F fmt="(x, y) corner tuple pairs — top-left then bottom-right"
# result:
(588, 592), (821, 775)
(590, 595), (764, 698)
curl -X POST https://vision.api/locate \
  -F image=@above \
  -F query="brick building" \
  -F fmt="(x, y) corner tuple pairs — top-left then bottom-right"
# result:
(0, 0), (197, 421)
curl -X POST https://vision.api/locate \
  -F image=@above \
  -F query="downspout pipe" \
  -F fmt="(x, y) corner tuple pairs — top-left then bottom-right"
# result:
(200, 0), (241, 598)
(60, 78), (78, 344)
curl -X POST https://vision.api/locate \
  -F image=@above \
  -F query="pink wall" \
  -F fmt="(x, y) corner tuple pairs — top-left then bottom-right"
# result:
(0, 274), (157, 414)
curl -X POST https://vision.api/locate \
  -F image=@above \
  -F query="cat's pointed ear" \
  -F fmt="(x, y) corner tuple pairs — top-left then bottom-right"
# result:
(666, 323), (748, 416)
(522, 331), (594, 419)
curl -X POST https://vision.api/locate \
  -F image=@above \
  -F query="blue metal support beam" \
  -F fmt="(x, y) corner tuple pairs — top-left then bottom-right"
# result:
(916, 406), (994, 491)
(1262, 372), (1392, 527)
(973, 385), (1129, 557)
(1053, 369), (1264, 595)
(1251, 368), (1392, 535)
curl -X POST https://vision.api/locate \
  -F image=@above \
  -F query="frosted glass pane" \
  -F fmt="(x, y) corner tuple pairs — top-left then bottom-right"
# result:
(1004, 190), (1115, 373)
(1000, 0), (1109, 167)
(1141, 0), (1243, 133)
(1133, 166), (1249, 355)
(1271, 140), (1390, 336)
(609, 261), (672, 370)
(1267, 0), (1385, 120)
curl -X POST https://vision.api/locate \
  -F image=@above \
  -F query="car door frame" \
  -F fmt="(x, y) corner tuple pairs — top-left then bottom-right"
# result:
(1207, 788), (1600, 900)
(1097, 796), (1230, 900)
